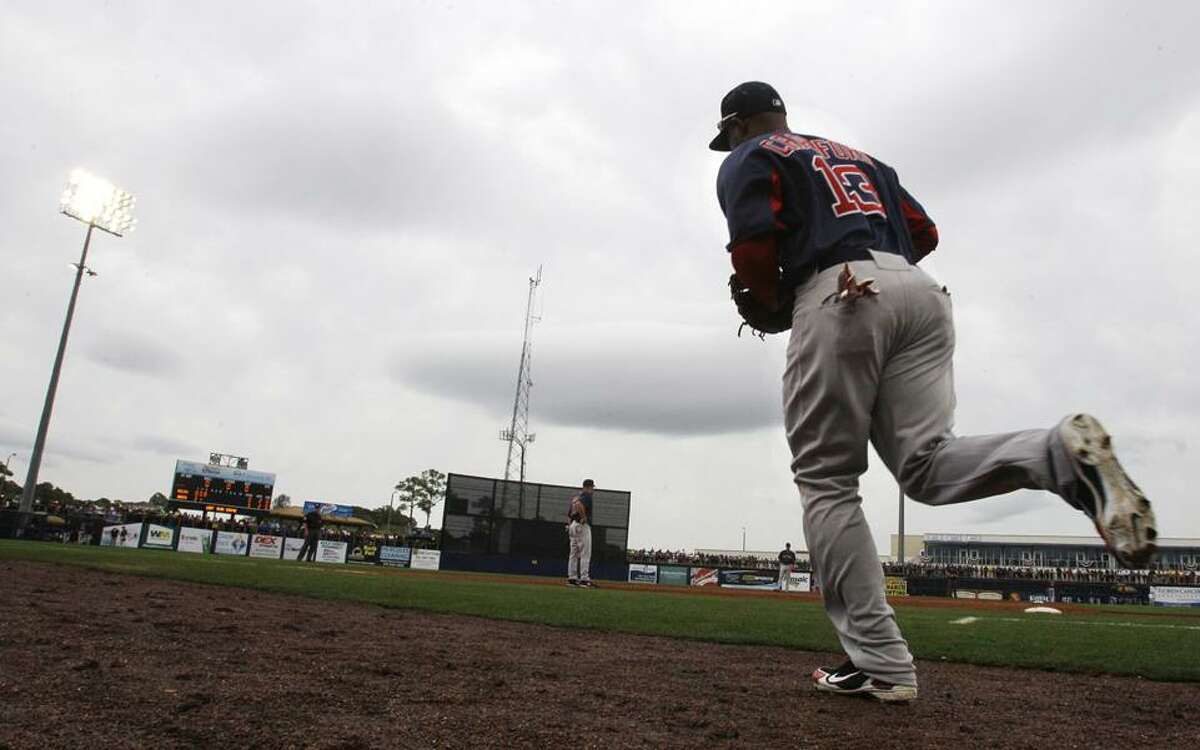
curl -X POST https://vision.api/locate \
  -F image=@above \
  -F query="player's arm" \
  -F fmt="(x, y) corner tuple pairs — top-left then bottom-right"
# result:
(718, 149), (789, 309)
(898, 185), (938, 263)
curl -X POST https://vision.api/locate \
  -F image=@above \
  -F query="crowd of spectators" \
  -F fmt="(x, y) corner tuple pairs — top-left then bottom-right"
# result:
(624, 547), (1197, 579)
(882, 561), (1199, 585)
(626, 548), (814, 571)
(626, 551), (1197, 585)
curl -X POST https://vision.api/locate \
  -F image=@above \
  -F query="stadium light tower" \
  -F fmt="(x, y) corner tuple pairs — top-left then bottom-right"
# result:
(18, 170), (136, 524)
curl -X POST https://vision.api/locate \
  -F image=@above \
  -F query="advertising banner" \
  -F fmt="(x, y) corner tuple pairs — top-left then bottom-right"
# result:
(249, 534), (284, 559)
(316, 539), (348, 564)
(101, 523), (143, 548)
(787, 570), (812, 592)
(177, 527), (212, 554)
(379, 546), (412, 568)
(657, 565), (689, 586)
(283, 537), (306, 560)
(1149, 586), (1200, 607)
(214, 531), (250, 556)
(718, 569), (779, 590)
(141, 524), (176, 550)
(884, 576), (908, 597)
(628, 564), (658, 583)
(411, 549), (441, 571)
(348, 539), (379, 565)
(302, 501), (353, 518)
(690, 567), (719, 587)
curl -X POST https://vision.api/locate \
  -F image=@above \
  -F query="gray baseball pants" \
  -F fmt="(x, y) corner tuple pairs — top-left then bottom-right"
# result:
(568, 521), (592, 582)
(784, 250), (1081, 687)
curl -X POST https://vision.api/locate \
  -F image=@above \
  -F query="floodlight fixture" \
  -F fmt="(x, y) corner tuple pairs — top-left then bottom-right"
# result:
(59, 168), (137, 236)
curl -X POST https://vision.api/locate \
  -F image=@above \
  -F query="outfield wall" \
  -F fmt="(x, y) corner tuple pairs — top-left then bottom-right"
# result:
(16, 520), (1198, 605)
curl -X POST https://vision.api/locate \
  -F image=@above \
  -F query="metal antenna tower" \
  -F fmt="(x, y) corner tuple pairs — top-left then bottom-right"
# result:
(499, 267), (542, 484)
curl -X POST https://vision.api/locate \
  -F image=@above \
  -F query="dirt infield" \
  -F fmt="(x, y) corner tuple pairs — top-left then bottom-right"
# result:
(1, 561), (1197, 750)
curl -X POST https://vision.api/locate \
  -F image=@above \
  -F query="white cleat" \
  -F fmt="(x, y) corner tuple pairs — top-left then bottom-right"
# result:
(1059, 414), (1158, 568)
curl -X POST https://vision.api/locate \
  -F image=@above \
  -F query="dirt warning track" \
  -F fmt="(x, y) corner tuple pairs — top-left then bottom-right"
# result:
(1, 561), (1196, 750)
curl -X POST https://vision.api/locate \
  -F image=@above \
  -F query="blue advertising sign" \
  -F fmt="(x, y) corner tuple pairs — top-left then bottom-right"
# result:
(302, 501), (353, 518)
(380, 545), (412, 568)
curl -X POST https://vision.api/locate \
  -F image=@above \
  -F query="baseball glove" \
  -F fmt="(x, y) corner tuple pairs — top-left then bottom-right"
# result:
(729, 274), (793, 338)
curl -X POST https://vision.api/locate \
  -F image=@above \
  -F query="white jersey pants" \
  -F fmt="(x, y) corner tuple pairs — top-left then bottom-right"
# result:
(568, 521), (592, 582)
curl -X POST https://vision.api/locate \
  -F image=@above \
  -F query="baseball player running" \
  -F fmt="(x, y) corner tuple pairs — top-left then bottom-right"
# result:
(710, 81), (1158, 703)
(566, 479), (596, 588)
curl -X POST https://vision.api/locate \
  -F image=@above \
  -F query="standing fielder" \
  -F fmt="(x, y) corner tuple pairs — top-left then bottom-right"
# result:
(566, 479), (596, 588)
(778, 542), (797, 592)
(710, 82), (1158, 702)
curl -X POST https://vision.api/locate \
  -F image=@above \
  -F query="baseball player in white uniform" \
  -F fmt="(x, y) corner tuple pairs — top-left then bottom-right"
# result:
(566, 479), (595, 588)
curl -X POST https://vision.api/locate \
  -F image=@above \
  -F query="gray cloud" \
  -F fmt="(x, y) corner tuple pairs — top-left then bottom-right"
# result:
(392, 326), (781, 436)
(129, 434), (201, 457)
(966, 493), (1044, 525)
(83, 330), (184, 379)
(0, 426), (114, 467)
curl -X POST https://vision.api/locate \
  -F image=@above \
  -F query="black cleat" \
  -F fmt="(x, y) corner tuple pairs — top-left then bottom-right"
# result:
(812, 660), (917, 703)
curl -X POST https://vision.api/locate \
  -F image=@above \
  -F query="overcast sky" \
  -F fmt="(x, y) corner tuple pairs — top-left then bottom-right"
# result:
(1, 1), (1196, 554)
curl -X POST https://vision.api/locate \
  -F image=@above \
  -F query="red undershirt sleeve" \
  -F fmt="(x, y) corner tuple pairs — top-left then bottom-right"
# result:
(730, 234), (782, 309)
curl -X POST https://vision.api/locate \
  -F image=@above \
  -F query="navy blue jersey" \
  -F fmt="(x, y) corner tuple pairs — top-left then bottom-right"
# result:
(716, 130), (937, 288)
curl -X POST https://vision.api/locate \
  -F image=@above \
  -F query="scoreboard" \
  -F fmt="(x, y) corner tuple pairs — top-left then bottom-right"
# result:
(170, 460), (276, 514)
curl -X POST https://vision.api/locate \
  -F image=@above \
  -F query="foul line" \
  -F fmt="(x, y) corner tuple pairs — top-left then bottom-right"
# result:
(950, 615), (1200, 631)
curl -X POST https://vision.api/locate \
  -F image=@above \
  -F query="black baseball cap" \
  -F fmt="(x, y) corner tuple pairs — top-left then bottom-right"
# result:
(709, 81), (787, 152)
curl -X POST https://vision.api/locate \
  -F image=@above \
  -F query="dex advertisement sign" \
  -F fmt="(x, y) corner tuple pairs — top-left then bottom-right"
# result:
(249, 534), (284, 559)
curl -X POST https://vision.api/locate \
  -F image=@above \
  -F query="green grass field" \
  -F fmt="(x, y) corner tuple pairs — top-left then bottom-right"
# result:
(3, 540), (1199, 682)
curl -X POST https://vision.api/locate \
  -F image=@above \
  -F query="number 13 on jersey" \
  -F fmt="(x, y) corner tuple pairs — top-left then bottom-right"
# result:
(811, 155), (887, 219)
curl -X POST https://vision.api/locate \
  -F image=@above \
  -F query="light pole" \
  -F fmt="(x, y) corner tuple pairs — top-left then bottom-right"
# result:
(898, 486), (906, 564)
(741, 526), (746, 552)
(18, 170), (135, 529)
